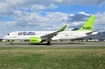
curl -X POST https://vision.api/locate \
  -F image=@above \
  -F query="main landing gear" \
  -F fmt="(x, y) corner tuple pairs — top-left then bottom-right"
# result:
(47, 41), (51, 45)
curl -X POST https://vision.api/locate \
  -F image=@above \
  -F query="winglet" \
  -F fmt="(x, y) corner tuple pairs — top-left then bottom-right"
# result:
(58, 25), (67, 32)
(77, 15), (96, 32)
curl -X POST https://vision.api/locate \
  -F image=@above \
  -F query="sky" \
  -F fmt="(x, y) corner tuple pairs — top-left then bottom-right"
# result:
(0, 0), (105, 37)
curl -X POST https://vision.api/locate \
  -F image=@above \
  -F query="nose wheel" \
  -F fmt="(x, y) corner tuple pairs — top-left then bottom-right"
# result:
(10, 40), (13, 45)
(10, 42), (13, 45)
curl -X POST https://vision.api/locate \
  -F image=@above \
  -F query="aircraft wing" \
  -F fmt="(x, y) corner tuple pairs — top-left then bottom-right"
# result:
(41, 25), (67, 40)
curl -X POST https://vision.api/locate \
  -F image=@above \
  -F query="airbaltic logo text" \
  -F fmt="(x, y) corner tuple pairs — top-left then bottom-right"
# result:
(18, 32), (36, 36)
(83, 26), (91, 30)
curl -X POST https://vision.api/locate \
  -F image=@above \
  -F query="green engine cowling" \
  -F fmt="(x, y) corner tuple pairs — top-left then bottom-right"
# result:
(30, 37), (41, 44)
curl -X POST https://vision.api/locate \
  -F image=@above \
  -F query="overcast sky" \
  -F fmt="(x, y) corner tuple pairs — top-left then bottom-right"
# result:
(0, 0), (105, 37)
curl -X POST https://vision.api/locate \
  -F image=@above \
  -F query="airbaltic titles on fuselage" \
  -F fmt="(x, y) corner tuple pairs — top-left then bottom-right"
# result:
(18, 32), (36, 36)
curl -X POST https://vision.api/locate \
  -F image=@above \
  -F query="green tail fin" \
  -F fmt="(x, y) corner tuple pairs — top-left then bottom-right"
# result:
(78, 15), (96, 32)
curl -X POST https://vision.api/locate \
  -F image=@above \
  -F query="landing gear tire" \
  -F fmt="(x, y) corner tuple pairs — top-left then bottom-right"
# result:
(10, 40), (13, 45)
(47, 41), (51, 45)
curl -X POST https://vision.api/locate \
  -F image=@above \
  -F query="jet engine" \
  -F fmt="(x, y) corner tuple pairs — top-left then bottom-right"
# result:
(30, 37), (41, 44)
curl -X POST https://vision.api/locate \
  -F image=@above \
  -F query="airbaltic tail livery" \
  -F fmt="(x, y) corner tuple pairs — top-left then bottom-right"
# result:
(3, 15), (98, 45)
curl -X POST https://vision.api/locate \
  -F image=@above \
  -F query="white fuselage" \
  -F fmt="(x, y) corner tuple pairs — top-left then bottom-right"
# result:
(4, 31), (96, 40)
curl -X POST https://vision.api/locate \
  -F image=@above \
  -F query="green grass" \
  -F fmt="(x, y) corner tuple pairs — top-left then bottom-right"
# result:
(0, 46), (105, 69)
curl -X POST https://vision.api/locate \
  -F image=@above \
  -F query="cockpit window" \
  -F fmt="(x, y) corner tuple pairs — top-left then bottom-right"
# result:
(7, 34), (10, 35)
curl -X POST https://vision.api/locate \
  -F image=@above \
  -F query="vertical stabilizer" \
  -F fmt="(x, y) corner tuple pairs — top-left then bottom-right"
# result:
(78, 15), (96, 32)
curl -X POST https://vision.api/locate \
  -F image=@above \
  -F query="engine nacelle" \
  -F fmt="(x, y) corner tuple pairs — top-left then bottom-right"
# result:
(30, 37), (41, 44)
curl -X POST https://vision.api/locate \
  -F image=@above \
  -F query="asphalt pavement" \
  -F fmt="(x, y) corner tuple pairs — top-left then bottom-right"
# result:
(0, 41), (105, 47)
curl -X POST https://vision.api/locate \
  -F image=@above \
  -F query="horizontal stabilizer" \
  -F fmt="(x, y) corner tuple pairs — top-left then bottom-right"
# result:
(86, 31), (98, 36)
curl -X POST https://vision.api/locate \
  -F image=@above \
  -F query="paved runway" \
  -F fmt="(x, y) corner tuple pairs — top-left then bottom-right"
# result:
(0, 42), (105, 47)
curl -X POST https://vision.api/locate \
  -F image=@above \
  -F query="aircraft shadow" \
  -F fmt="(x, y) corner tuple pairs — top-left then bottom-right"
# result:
(5, 42), (85, 45)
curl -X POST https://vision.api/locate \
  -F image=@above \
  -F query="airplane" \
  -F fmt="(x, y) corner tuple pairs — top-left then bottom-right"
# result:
(3, 15), (98, 45)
